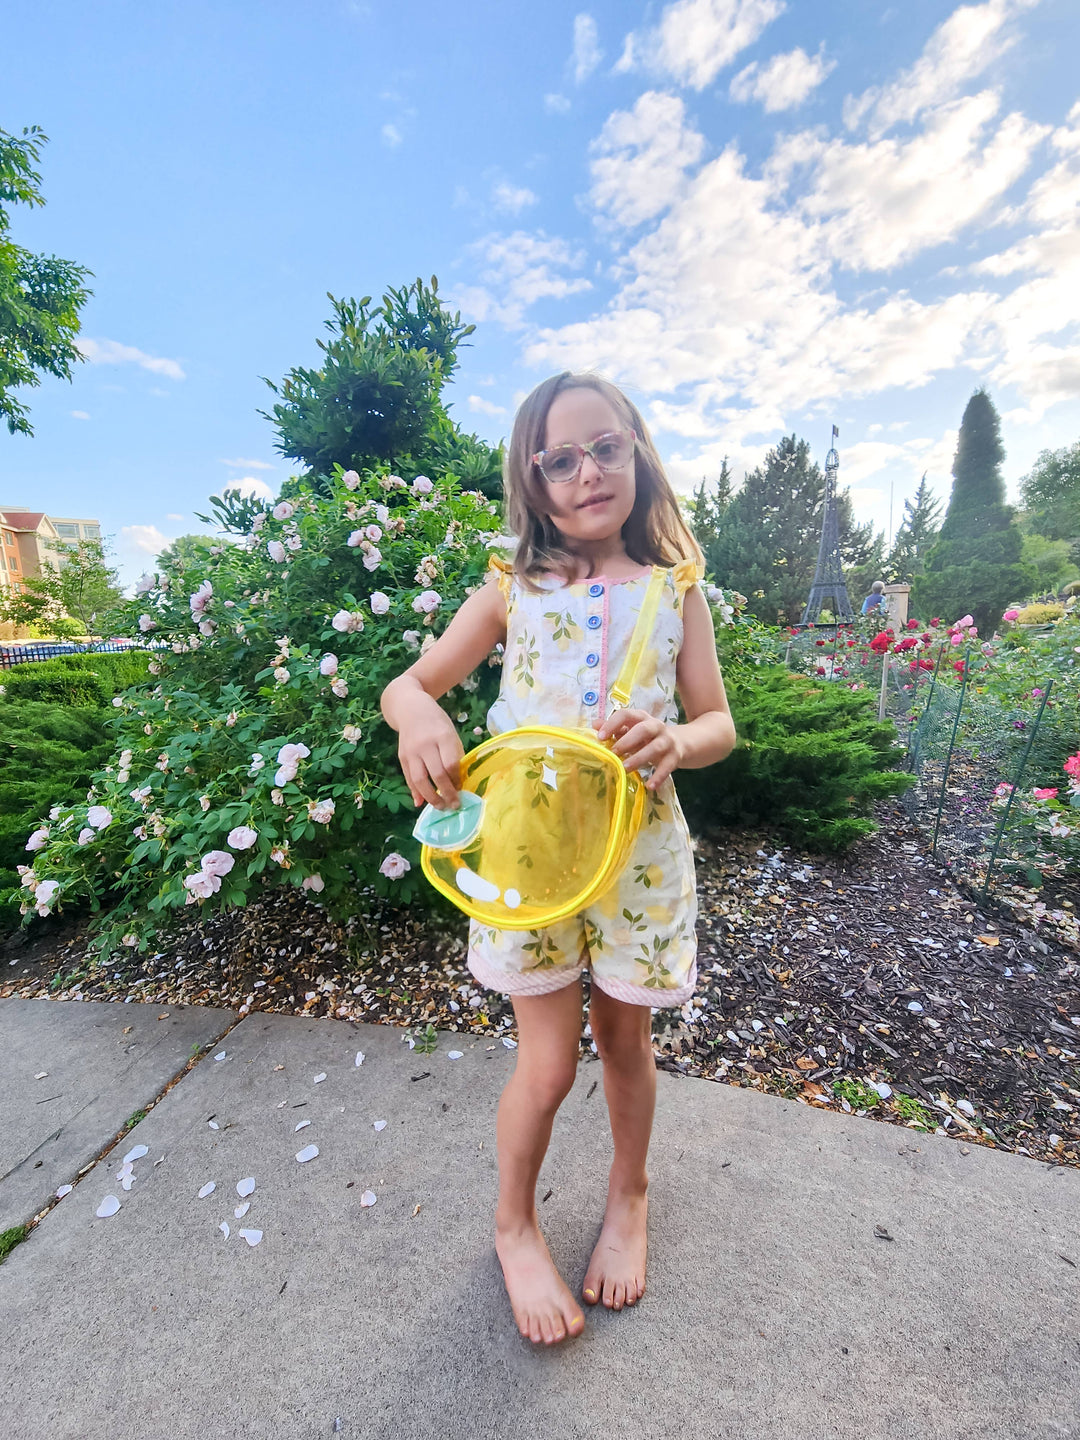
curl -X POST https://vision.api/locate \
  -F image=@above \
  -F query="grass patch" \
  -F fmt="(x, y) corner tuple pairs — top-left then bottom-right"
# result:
(0, 1225), (27, 1263)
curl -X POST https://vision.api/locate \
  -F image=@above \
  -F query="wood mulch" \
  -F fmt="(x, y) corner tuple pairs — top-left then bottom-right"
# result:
(3, 799), (1078, 1169)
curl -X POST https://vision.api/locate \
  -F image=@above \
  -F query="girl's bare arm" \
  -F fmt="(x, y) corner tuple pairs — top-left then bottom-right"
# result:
(597, 584), (736, 788)
(380, 579), (507, 809)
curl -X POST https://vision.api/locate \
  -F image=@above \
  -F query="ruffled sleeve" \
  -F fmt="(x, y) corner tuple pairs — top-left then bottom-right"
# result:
(487, 554), (515, 603)
(672, 558), (705, 614)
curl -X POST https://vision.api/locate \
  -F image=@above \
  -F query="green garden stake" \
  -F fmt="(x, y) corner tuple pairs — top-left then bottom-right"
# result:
(980, 680), (1053, 903)
(931, 646), (971, 859)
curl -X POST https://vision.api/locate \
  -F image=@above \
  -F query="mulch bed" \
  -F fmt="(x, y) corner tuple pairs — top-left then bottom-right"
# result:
(3, 799), (1078, 1170)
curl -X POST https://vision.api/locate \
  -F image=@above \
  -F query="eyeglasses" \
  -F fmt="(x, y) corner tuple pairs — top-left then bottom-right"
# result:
(532, 429), (636, 485)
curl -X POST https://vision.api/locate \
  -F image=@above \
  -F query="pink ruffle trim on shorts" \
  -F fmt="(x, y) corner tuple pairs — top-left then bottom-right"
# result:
(466, 946), (697, 1009)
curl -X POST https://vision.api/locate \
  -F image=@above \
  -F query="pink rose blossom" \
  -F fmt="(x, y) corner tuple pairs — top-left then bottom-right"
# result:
(227, 825), (258, 850)
(301, 874), (325, 893)
(138, 614), (157, 633)
(272, 501), (295, 521)
(364, 524), (382, 542)
(370, 592), (390, 615)
(411, 475), (433, 495)
(308, 799), (335, 824)
(319, 653), (339, 676)
(87, 806), (112, 830)
(267, 540), (287, 563)
(379, 852), (411, 880)
(362, 548), (382, 571)
(412, 589), (441, 614)
(25, 827), (49, 852)
(342, 469), (360, 490)
(1033, 788), (1058, 800)
(200, 850), (235, 878)
(347, 530), (364, 547)
(1003, 608), (1020, 622)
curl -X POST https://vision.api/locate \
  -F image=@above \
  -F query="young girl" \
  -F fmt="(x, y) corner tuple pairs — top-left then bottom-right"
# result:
(380, 372), (736, 1347)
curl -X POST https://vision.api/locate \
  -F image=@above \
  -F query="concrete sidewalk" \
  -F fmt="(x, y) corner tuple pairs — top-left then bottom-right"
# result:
(0, 997), (1077, 1440)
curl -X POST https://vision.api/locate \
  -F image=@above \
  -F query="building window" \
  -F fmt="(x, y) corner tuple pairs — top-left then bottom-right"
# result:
(9, 556), (17, 570)
(82, 525), (101, 540)
(55, 522), (79, 538)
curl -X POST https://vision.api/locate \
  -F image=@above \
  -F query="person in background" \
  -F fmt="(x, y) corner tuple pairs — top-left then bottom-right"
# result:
(861, 580), (886, 616)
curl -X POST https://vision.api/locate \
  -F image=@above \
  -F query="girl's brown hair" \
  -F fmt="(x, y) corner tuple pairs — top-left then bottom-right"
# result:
(503, 372), (703, 588)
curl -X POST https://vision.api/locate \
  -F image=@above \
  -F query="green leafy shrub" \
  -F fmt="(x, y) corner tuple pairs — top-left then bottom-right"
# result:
(0, 651), (153, 706)
(678, 667), (913, 850)
(0, 700), (112, 900)
(1013, 602), (1065, 625)
(12, 465), (502, 957)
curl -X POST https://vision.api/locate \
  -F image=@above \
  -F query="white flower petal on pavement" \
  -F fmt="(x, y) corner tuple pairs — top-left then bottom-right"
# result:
(373, 1120), (387, 1132)
(313, 1073), (327, 1084)
(96, 1196), (121, 1218)
(120, 1173), (136, 1191)
(154, 1155), (165, 1167)
(219, 1221), (230, 1239)
(448, 1051), (464, 1060)
(208, 1120), (219, 1129)
(502, 1037), (517, 1049)
(354, 1052), (365, 1067)
(236, 1176), (256, 1197)
(360, 1190), (377, 1207)
(234, 1201), (250, 1219)
(56, 1185), (73, 1199)
(296, 1144), (319, 1163)
(123, 1144), (149, 1163)
(295, 1119), (311, 1132)
(198, 1182), (216, 1199)
(238, 1228), (263, 1246)
(214, 1051), (227, 1062)
(34, 1071), (48, 1079)
(116, 1162), (133, 1180)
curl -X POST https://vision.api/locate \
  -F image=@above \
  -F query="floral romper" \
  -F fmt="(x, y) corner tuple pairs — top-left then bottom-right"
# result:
(466, 556), (703, 1009)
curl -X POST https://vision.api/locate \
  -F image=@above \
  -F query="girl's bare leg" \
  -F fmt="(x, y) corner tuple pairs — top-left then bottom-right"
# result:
(494, 976), (587, 1346)
(581, 984), (655, 1311)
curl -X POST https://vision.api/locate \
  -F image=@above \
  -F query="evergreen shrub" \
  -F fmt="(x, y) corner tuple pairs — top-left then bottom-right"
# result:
(678, 667), (914, 850)
(1, 651), (153, 705)
(0, 700), (112, 900)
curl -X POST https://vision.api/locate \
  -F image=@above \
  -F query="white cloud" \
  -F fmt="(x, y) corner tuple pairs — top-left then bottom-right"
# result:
(589, 92), (706, 227)
(381, 122), (403, 148)
(844, 0), (1039, 135)
(571, 14), (603, 83)
(622, 0), (785, 91)
(219, 457), (275, 470)
(121, 524), (172, 556)
(545, 93), (571, 114)
(729, 46), (835, 112)
(223, 477), (274, 502)
(492, 182), (538, 214)
(70, 410), (90, 420)
(78, 338), (185, 381)
(468, 394), (508, 417)
(165, 513), (184, 521)
(771, 91), (1049, 271)
(454, 231), (592, 329)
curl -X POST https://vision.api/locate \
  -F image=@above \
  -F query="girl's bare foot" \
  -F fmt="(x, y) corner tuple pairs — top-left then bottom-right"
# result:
(581, 1185), (648, 1311)
(495, 1219), (586, 1345)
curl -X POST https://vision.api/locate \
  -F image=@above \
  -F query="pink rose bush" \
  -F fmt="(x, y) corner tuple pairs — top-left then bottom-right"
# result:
(13, 462), (501, 958)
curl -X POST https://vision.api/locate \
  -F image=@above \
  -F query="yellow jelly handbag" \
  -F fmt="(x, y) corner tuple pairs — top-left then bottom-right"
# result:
(413, 565), (668, 930)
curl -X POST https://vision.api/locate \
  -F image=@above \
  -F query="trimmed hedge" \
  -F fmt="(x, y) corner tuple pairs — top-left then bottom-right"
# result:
(678, 667), (914, 850)
(0, 651), (153, 707)
(0, 700), (114, 898)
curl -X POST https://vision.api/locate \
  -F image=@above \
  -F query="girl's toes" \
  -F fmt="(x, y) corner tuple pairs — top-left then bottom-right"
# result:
(613, 1282), (625, 1310)
(583, 1283), (599, 1306)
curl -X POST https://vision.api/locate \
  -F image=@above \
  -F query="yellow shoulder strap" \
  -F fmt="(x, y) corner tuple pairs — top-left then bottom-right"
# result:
(608, 566), (667, 711)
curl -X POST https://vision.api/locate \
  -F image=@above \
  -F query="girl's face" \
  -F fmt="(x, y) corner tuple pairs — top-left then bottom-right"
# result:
(538, 387), (637, 549)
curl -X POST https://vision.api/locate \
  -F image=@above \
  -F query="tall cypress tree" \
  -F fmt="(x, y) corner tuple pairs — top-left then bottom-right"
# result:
(914, 389), (1031, 631)
(887, 474), (942, 585)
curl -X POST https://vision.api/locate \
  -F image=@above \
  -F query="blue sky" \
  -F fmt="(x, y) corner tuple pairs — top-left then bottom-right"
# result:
(4, 0), (1078, 589)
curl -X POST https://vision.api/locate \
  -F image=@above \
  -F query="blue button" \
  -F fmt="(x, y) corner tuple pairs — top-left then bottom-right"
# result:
(587, 614), (602, 629)
(585, 652), (599, 667)
(583, 690), (599, 705)
(588, 583), (604, 597)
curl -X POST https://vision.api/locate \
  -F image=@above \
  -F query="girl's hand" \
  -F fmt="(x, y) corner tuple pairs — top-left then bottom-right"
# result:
(397, 703), (465, 810)
(596, 708), (684, 790)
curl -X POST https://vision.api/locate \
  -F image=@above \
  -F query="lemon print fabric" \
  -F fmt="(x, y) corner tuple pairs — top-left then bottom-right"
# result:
(471, 557), (703, 1009)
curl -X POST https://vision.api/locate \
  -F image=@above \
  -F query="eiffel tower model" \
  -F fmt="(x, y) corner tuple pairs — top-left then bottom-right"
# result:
(799, 425), (854, 626)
